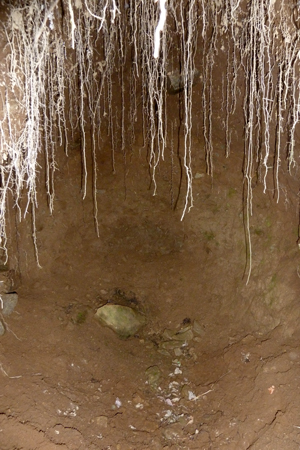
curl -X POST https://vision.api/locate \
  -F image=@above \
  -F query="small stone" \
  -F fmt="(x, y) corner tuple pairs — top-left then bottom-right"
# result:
(193, 320), (206, 336)
(174, 348), (183, 356)
(181, 384), (197, 401)
(95, 304), (146, 338)
(1, 293), (18, 316)
(189, 347), (198, 361)
(95, 415), (108, 428)
(160, 341), (182, 350)
(145, 365), (161, 387)
(194, 172), (205, 179)
(0, 319), (5, 336)
(157, 349), (171, 357)
(181, 384), (191, 400)
(132, 393), (145, 405)
(162, 423), (184, 440)
(173, 328), (194, 342)
(162, 328), (175, 340)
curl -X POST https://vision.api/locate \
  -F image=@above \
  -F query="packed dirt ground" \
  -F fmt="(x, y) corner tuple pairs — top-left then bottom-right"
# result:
(1, 122), (300, 450)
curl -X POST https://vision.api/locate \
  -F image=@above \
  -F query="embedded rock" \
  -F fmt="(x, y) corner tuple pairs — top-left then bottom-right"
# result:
(145, 365), (161, 388)
(95, 304), (146, 338)
(1, 293), (18, 316)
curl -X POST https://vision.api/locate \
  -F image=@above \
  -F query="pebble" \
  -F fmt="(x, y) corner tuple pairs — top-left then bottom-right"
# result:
(173, 328), (194, 341)
(189, 347), (198, 361)
(159, 325), (194, 354)
(1, 293), (18, 316)
(181, 384), (192, 400)
(174, 348), (183, 356)
(132, 417), (158, 433)
(161, 341), (182, 350)
(145, 365), (161, 387)
(158, 349), (171, 357)
(162, 422), (184, 440)
(193, 320), (206, 336)
(132, 392), (147, 406)
(95, 415), (108, 428)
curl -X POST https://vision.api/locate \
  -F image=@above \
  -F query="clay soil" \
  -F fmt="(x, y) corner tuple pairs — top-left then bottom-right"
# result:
(1, 12), (300, 443)
(1, 119), (300, 450)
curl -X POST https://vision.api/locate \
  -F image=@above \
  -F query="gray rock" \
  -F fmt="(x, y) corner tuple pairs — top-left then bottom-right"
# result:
(145, 365), (161, 387)
(1, 293), (18, 316)
(173, 328), (194, 342)
(174, 348), (183, 356)
(95, 304), (146, 338)
(193, 320), (206, 336)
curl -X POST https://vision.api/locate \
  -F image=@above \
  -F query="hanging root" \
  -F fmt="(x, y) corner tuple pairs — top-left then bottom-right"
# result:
(0, 1), (299, 281)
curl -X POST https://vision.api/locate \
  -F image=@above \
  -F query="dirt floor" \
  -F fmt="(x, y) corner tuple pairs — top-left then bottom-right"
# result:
(1, 120), (300, 450)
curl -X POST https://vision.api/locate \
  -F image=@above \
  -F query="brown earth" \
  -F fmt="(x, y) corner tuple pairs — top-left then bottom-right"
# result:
(1, 3), (300, 445)
(1, 120), (300, 450)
